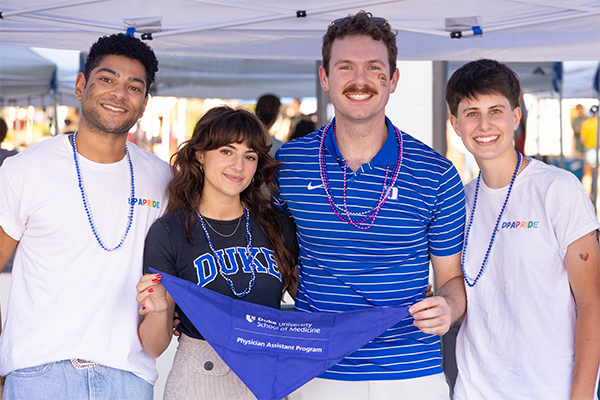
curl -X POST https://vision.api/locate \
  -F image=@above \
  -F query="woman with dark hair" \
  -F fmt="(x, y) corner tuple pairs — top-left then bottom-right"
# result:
(136, 106), (298, 399)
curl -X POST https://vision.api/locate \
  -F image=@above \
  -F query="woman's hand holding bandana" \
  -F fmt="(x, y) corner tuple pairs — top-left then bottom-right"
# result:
(136, 273), (168, 315)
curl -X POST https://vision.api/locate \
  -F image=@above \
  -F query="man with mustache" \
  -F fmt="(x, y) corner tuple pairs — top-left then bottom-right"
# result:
(276, 11), (466, 400)
(0, 33), (171, 399)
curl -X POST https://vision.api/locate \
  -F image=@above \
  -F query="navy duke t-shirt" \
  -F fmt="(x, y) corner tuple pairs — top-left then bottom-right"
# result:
(143, 208), (298, 340)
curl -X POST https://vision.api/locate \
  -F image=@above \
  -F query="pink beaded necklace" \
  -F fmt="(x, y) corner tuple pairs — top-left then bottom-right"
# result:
(318, 120), (402, 229)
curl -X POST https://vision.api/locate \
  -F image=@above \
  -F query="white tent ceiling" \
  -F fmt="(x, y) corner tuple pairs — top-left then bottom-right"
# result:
(148, 56), (318, 99)
(0, 46), (80, 107)
(0, 45), (56, 104)
(449, 61), (600, 98)
(0, 0), (599, 62)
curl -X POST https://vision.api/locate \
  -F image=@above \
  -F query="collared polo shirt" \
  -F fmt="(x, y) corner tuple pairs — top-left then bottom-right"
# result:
(276, 117), (465, 381)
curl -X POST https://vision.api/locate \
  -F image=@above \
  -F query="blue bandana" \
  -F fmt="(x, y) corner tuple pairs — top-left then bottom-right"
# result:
(153, 269), (410, 400)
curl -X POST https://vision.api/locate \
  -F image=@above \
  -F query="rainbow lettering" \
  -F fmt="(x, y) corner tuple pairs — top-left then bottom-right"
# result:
(501, 220), (539, 229)
(129, 198), (160, 209)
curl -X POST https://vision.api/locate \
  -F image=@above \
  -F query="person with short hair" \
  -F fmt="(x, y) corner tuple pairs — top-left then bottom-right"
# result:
(0, 33), (171, 400)
(0, 118), (18, 167)
(255, 93), (284, 156)
(255, 94), (281, 131)
(446, 59), (600, 400)
(277, 11), (467, 400)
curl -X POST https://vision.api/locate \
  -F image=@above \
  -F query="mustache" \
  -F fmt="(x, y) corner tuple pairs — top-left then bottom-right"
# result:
(342, 84), (378, 96)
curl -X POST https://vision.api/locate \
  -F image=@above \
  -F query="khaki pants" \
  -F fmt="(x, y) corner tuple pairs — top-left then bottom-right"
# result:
(289, 373), (450, 400)
(164, 334), (257, 400)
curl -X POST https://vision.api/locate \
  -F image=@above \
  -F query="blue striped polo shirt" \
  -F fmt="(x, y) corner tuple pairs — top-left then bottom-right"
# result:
(275, 117), (465, 381)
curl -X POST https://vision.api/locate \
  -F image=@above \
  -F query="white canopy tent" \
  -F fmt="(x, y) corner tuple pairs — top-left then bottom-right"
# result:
(0, 45), (80, 110)
(0, 45), (56, 106)
(1, 1), (597, 144)
(0, 0), (598, 61)
(156, 59), (600, 100)
(1, 1), (598, 145)
(131, 56), (318, 99)
(563, 62), (600, 99)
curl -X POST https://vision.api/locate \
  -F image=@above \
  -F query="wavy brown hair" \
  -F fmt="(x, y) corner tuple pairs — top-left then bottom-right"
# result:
(166, 106), (296, 292)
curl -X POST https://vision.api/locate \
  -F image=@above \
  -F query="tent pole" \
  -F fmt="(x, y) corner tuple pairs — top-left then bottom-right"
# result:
(316, 61), (330, 129)
(432, 61), (448, 156)
(143, 3), (600, 40)
(53, 88), (59, 136)
(559, 86), (565, 169)
(151, 0), (403, 39)
(480, 10), (600, 34)
(536, 95), (540, 157)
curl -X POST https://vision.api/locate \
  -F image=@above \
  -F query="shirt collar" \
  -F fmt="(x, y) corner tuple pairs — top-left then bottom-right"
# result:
(324, 116), (399, 167)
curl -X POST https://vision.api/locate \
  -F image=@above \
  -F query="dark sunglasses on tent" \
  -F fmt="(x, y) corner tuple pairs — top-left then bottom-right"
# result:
(331, 16), (389, 27)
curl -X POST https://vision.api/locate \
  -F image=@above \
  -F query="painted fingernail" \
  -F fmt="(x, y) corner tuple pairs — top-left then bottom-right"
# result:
(141, 306), (146, 311)
(152, 279), (158, 284)
(149, 288), (154, 293)
(156, 274), (162, 279)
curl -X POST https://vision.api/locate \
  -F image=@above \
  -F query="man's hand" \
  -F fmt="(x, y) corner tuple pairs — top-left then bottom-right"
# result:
(413, 253), (466, 335)
(408, 295), (452, 336)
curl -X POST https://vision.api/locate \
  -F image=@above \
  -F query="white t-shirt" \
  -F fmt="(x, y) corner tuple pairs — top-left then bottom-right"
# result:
(454, 158), (600, 400)
(0, 134), (171, 384)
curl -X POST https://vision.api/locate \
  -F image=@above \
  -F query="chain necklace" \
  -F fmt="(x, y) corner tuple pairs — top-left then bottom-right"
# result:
(71, 131), (135, 252)
(198, 203), (258, 298)
(318, 119), (403, 229)
(461, 152), (522, 287)
(203, 214), (242, 237)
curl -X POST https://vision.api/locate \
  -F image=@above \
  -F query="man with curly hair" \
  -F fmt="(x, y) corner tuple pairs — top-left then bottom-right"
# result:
(0, 33), (171, 399)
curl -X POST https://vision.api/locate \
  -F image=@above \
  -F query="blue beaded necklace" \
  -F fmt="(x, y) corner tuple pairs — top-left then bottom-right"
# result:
(197, 203), (257, 298)
(461, 152), (522, 287)
(71, 131), (135, 252)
